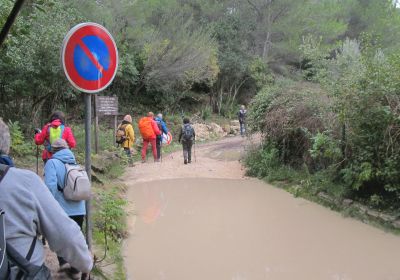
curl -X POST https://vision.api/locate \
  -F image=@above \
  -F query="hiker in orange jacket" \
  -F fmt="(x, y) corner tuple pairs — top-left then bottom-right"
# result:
(139, 112), (161, 163)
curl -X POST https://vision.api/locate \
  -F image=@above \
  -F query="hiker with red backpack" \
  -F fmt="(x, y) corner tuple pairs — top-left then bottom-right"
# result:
(43, 139), (89, 279)
(138, 112), (161, 163)
(34, 111), (76, 163)
(116, 114), (135, 166)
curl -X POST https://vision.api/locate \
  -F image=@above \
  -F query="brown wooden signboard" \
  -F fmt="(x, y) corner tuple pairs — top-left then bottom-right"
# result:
(96, 95), (118, 116)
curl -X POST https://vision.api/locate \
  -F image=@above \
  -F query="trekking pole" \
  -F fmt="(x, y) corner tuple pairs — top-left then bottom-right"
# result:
(35, 145), (39, 175)
(159, 137), (162, 163)
(194, 140), (197, 163)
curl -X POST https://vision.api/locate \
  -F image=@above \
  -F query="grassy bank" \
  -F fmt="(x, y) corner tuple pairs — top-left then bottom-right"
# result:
(244, 143), (400, 235)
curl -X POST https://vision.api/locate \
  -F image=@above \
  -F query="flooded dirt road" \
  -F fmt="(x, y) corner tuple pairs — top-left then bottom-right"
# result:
(122, 136), (400, 280)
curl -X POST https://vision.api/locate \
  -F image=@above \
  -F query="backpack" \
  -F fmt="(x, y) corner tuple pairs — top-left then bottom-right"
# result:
(138, 117), (154, 139)
(45, 125), (65, 152)
(115, 124), (127, 145)
(0, 165), (51, 280)
(57, 162), (91, 201)
(238, 110), (246, 123)
(182, 124), (194, 141)
(156, 121), (162, 134)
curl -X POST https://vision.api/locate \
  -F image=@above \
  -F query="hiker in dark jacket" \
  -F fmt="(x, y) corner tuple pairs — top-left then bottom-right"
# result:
(0, 118), (92, 279)
(238, 105), (247, 136)
(44, 139), (86, 279)
(178, 118), (196, 164)
(155, 113), (169, 160)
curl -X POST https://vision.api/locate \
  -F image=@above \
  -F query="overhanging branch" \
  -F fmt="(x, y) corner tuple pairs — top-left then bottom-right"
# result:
(0, 0), (27, 48)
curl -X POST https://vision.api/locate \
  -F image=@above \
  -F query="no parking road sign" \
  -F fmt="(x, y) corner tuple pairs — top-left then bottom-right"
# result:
(62, 22), (118, 93)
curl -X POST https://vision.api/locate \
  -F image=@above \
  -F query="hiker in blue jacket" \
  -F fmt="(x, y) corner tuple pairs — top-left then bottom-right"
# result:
(44, 139), (86, 280)
(155, 113), (169, 161)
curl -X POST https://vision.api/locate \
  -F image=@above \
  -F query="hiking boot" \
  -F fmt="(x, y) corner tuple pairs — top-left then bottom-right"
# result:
(188, 160), (191, 164)
(58, 263), (70, 272)
(141, 159), (146, 163)
(65, 267), (81, 280)
(184, 159), (187, 164)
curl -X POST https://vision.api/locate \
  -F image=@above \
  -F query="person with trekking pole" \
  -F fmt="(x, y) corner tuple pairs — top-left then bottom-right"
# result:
(155, 113), (169, 163)
(0, 118), (93, 279)
(34, 111), (76, 164)
(139, 112), (161, 163)
(178, 118), (196, 165)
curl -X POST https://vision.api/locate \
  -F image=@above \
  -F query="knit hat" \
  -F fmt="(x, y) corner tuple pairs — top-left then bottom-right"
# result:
(123, 114), (132, 123)
(51, 139), (69, 153)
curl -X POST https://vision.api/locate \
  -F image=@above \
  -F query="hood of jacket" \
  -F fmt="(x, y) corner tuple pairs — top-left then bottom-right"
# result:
(50, 119), (63, 128)
(52, 148), (76, 164)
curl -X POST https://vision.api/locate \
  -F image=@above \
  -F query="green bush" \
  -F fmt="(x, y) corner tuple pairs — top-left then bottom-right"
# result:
(245, 38), (400, 210)
(8, 120), (34, 157)
(94, 188), (127, 242)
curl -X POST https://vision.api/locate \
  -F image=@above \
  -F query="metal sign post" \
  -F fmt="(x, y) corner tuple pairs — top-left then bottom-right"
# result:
(84, 93), (92, 249)
(61, 22), (118, 250)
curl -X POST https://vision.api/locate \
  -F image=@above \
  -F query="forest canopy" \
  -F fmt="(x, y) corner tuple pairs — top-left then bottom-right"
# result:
(1, 0), (400, 124)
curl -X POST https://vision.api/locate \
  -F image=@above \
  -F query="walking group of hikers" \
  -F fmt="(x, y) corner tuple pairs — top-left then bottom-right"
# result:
(0, 112), (91, 280)
(0, 105), (245, 279)
(116, 111), (196, 165)
(0, 109), (198, 279)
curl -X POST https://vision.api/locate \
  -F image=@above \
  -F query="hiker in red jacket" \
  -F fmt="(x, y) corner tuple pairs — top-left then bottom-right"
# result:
(139, 112), (161, 163)
(34, 111), (76, 163)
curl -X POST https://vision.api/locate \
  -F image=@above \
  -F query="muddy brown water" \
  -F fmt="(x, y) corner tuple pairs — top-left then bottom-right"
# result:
(123, 137), (400, 280)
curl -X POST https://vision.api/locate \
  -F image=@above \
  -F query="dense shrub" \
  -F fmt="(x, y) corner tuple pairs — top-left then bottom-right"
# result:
(248, 79), (336, 168)
(246, 38), (400, 208)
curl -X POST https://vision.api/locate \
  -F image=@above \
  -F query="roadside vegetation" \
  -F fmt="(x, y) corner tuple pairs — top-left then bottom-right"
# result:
(2, 0), (400, 276)
(245, 37), (400, 231)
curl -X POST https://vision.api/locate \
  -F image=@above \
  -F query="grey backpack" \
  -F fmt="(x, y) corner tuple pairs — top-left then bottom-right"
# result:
(182, 124), (194, 141)
(58, 163), (91, 201)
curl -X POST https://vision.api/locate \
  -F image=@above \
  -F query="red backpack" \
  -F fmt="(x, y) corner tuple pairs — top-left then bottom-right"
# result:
(138, 117), (154, 139)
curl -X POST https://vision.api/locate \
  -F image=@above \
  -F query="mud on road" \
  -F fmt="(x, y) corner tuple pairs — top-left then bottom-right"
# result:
(123, 136), (400, 280)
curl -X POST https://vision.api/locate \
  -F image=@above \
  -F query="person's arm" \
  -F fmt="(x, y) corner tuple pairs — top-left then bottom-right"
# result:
(43, 160), (59, 197)
(64, 127), (76, 149)
(30, 174), (93, 272)
(161, 121), (168, 134)
(178, 127), (183, 143)
(152, 120), (161, 136)
(34, 124), (49, 145)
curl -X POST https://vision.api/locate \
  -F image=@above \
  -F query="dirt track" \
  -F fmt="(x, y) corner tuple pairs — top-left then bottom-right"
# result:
(122, 135), (251, 184)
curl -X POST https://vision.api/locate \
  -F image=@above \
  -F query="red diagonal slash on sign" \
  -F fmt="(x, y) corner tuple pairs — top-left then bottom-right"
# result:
(77, 40), (104, 74)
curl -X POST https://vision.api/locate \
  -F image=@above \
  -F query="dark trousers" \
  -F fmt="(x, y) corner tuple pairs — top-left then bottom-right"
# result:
(124, 147), (133, 164)
(156, 136), (162, 160)
(58, 215), (85, 272)
(182, 140), (193, 162)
